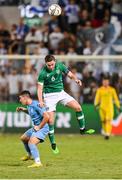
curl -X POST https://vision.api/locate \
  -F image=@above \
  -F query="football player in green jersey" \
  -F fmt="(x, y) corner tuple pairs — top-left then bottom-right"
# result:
(37, 55), (95, 153)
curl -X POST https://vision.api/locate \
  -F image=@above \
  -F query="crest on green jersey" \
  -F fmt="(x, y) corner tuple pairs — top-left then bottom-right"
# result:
(51, 76), (55, 81)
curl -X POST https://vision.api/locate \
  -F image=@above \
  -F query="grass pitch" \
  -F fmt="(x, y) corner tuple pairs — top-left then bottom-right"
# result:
(0, 134), (122, 179)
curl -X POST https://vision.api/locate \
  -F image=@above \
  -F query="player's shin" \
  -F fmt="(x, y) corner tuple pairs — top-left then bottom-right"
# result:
(22, 141), (31, 156)
(28, 143), (41, 164)
(76, 111), (85, 130)
(106, 120), (112, 136)
(76, 111), (95, 134)
(48, 124), (55, 144)
(48, 124), (59, 154)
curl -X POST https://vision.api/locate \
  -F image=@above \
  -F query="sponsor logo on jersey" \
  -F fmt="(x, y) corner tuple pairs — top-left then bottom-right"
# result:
(56, 70), (60, 74)
(47, 74), (50, 77)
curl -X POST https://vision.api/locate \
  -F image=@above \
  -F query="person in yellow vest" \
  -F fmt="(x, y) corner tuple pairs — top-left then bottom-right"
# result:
(94, 76), (120, 139)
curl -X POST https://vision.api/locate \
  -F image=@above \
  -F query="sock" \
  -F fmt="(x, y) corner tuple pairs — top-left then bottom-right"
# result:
(48, 124), (56, 148)
(105, 121), (112, 136)
(101, 121), (106, 134)
(22, 141), (31, 156)
(28, 143), (41, 164)
(76, 111), (85, 130)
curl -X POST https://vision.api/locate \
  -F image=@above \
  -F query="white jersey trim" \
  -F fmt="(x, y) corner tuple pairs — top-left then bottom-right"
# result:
(38, 82), (43, 86)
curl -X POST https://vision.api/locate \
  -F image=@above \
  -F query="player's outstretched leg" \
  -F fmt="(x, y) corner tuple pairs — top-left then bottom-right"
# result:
(66, 100), (95, 135)
(48, 124), (59, 154)
(76, 111), (95, 135)
(20, 135), (33, 161)
(28, 143), (43, 168)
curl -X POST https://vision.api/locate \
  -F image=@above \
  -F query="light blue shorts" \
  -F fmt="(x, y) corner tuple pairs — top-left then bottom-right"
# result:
(24, 126), (49, 142)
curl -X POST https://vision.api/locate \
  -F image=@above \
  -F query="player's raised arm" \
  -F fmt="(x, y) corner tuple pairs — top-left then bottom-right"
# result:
(37, 83), (44, 107)
(16, 107), (28, 114)
(67, 71), (82, 86)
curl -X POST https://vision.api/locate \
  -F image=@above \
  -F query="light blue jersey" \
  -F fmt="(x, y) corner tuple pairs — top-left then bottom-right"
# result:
(27, 100), (48, 128)
(25, 100), (49, 141)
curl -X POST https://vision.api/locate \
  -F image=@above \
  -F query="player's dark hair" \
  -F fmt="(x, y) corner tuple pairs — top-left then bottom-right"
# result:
(45, 55), (56, 62)
(102, 75), (110, 80)
(19, 90), (32, 98)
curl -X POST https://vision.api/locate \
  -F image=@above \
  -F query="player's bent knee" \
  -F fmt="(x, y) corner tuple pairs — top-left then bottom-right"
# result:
(20, 135), (24, 141)
(75, 104), (82, 112)
(20, 134), (29, 142)
(29, 137), (39, 145)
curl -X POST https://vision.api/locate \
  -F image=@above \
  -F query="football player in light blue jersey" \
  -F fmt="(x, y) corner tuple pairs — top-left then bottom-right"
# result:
(16, 90), (49, 168)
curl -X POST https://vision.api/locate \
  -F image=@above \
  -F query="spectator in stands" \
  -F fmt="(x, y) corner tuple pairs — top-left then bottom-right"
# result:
(64, 0), (80, 34)
(0, 42), (8, 71)
(117, 77), (122, 104)
(37, 41), (49, 55)
(79, 9), (91, 26)
(57, 8), (69, 32)
(67, 46), (77, 55)
(0, 41), (7, 55)
(111, 0), (122, 22)
(41, 24), (49, 47)
(59, 31), (76, 52)
(48, 16), (59, 33)
(49, 26), (64, 53)
(25, 27), (43, 43)
(0, 23), (10, 49)
(66, 66), (82, 102)
(82, 70), (97, 103)
(7, 68), (21, 102)
(0, 70), (8, 102)
(92, 0), (110, 28)
(28, 68), (38, 99)
(83, 40), (92, 55)
(25, 26), (43, 54)
(16, 18), (29, 40)
(10, 24), (17, 41)
(20, 67), (37, 97)
(78, 0), (92, 12)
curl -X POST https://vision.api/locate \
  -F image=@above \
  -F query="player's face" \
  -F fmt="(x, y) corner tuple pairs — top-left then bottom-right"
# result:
(19, 95), (27, 105)
(46, 60), (56, 71)
(102, 79), (109, 87)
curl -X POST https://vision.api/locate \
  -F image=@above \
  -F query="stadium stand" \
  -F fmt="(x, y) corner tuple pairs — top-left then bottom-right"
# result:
(0, 0), (122, 104)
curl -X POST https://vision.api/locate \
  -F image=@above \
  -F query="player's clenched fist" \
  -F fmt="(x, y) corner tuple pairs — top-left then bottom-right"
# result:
(16, 107), (26, 112)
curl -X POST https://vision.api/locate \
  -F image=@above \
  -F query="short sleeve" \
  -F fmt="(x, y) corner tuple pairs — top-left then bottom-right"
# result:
(35, 105), (46, 116)
(38, 71), (44, 86)
(59, 62), (69, 74)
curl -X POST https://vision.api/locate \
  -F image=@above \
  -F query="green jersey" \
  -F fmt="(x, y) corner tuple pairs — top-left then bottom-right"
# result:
(38, 62), (69, 93)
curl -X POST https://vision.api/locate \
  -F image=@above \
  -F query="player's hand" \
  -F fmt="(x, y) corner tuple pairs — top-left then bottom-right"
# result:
(39, 102), (45, 107)
(16, 107), (25, 112)
(34, 125), (40, 132)
(75, 79), (82, 86)
(117, 107), (122, 113)
(94, 105), (99, 111)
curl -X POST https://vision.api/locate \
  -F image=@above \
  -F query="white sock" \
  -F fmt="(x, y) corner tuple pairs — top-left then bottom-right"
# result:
(35, 157), (41, 164)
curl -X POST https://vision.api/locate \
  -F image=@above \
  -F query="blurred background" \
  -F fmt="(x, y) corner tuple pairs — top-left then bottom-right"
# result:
(0, 0), (122, 134)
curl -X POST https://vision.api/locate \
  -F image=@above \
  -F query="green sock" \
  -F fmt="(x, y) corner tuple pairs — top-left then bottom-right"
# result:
(76, 111), (85, 130)
(48, 124), (55, 144)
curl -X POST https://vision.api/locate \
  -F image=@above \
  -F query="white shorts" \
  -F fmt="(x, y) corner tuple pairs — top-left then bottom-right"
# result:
(43, 90), (75, 112)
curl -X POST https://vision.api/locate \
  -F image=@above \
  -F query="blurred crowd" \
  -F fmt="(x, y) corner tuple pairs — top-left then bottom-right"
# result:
(0, 0), (122, 103)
